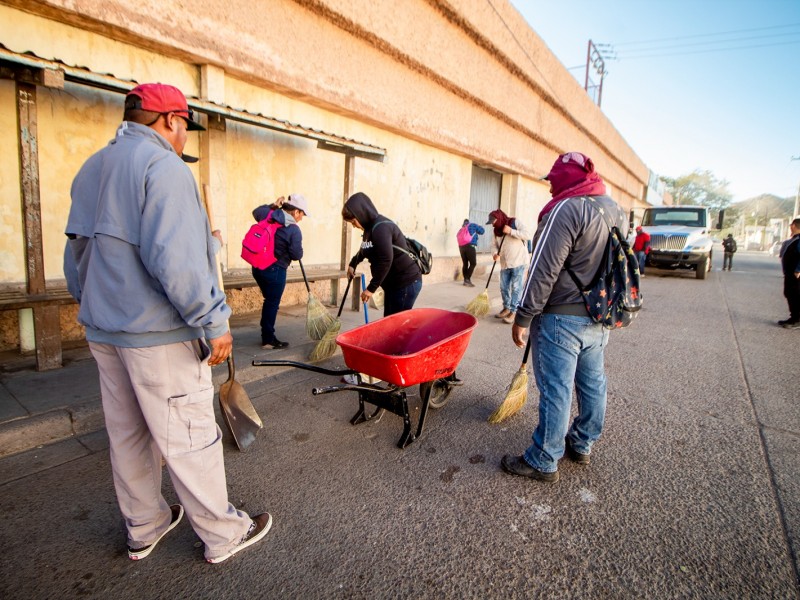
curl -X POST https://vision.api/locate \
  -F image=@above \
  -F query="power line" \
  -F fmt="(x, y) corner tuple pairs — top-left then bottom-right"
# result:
(610, 22), (800, 47)
(613, 31), (800, 54)
(614, 38), (800, 59)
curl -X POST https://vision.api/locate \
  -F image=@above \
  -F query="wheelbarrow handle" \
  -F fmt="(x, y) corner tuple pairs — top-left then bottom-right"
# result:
(252, 359), (356, 377)
(313, 383), (395, 395)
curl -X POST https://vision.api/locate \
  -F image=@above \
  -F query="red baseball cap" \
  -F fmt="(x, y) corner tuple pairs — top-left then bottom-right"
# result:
(125, 83), (205, 132)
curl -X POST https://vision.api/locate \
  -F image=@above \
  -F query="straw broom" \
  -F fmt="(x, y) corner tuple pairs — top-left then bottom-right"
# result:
(466, 235), (506, 317)
(488, 336), (531, 423)
(308, 277), (352, 361)
(298, 259), (335, 340)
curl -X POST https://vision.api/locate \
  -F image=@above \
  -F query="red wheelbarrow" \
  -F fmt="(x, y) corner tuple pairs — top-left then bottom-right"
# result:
(253, 308), (477, 448)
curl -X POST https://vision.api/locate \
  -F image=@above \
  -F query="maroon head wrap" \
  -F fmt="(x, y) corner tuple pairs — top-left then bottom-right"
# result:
(538, 152), (606, 221)
(487, 209), (513, 237)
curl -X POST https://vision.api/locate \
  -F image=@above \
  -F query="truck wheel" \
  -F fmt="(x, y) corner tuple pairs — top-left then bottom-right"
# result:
(696, 255), (709, 280)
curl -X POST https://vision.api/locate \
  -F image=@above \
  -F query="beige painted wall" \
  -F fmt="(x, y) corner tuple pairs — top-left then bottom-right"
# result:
(0, 0), (652, 351)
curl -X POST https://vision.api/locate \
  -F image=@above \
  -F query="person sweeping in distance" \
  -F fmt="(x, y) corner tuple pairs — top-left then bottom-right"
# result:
(456, 218), (485, 287)
(500, 151), (629, 483)
(487, 208), (531, 324)
(251, 194), (310, 349)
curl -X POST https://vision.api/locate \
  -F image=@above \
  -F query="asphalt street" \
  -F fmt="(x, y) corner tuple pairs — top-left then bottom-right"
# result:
(1, 250), (798, 599)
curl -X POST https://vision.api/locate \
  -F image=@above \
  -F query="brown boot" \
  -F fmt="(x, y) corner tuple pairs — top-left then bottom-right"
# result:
(503, 312), (516, 324)
(495, 308), (511, 319)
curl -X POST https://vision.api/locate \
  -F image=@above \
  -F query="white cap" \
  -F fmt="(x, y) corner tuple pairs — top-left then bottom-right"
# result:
(287, 193), (310, 217)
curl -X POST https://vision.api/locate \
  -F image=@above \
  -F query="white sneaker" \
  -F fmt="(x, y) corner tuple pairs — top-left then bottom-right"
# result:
(341, 373), (359, 385)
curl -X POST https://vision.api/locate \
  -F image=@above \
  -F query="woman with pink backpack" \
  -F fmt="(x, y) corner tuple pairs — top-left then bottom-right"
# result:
(456, 218), (485, 287)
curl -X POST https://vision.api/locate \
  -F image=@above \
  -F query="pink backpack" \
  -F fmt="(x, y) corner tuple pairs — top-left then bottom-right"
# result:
(456, 225), (473, 246)
(241, 210), (282, 269)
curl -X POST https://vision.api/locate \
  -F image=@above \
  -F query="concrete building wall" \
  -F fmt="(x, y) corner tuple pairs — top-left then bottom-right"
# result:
(0, 0), (651, 351)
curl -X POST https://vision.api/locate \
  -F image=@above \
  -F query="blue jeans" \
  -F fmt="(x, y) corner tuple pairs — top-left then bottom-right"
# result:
(252, 265), (286, 343)
(500, 266), (525, 312)
(636, 251), (646, 275)
(523, 313), (609, 473)
(383, 279), (422, 316)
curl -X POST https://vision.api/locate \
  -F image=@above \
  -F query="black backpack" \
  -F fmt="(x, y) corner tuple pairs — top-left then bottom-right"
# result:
(565, 197), (643, 329)
(372, 221), (433, 275)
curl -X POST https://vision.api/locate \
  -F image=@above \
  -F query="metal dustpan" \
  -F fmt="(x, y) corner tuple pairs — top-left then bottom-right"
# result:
(218, 355), (262, 451)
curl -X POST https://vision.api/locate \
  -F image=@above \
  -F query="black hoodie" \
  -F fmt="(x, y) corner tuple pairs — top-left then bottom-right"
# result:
(345, 192), (421, 292)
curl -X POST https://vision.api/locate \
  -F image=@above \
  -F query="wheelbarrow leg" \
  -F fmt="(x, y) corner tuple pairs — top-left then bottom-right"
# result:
(350, 392), (385, 425)
(402, 381), (435, 449)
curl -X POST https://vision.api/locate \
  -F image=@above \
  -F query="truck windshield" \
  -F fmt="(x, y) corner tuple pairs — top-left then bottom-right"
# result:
(643, 208), (706, 227)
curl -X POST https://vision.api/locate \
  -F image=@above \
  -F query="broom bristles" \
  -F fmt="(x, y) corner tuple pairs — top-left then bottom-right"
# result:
(465, 289), (490, 317)
(306, 293), (335, 340)
(308, 319), (341, 361)
(488, 367), (528, 423)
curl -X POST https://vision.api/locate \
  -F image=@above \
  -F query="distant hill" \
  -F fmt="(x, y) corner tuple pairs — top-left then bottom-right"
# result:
(728, 194), (794, 220)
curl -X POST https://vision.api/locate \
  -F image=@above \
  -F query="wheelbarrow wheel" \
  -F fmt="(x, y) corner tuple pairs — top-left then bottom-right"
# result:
(424, 379), (452, 409)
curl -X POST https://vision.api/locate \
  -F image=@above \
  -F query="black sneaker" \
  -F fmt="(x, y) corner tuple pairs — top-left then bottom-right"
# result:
(564, 438), (590, 465)
(500, 455), (558, 482)
(207, 513), (272, 564)
(128, 504), (184, 560)
(778, 319), (795, 326)
(261, 338), (289, 349)
(783, 321), (800, 330)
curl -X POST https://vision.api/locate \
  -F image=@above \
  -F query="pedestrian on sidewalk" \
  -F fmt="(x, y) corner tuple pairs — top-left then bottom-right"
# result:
(456, 218), (485, 287)
(722, 234), (737, 271)
(342, 192), (422, 316)
(486, 209), (531, 324)
(632, 225), (651, 276)
(778, 218), (800, 329)
(501, 151), (628, 483)
(251, 194), (309, 349)
(64, 83), (271, 563)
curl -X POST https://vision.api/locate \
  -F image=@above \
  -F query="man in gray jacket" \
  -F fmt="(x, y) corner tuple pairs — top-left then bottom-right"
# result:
(501, 152), (628, 483)
(64, 83), (271, 563)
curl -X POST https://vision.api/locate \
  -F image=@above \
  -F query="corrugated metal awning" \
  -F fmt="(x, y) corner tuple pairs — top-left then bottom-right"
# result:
(0, 44), (386, 162)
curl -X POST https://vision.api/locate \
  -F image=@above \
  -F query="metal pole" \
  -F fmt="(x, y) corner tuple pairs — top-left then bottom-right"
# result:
(585, 39), (591, 93)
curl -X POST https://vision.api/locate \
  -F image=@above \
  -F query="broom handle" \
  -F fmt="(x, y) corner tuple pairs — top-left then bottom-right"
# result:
(201, 184), (225, 292)
(521, 335), (532, 366)
(337, 277), (353, 318)
(483, 235), (506, 290)
(361, 273), (369, 323)
(298, 259), (311, 293)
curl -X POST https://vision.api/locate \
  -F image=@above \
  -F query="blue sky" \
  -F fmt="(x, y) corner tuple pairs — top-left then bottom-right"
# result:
(509, 0), (800, 203)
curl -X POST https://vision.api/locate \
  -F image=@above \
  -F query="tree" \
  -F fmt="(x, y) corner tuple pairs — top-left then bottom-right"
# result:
(661, 170), (732, 212)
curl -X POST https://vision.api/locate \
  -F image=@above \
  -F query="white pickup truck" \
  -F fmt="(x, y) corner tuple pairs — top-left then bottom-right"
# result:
(637, 206), (722, 280)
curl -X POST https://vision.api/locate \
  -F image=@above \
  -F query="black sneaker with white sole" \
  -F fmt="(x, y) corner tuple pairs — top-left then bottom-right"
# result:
(128, 504), (184, 560)
(206, 513), (272, 564)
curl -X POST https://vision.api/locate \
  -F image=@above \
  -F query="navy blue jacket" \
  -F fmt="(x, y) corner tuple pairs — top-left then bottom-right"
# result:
(252, 205), (303, 269)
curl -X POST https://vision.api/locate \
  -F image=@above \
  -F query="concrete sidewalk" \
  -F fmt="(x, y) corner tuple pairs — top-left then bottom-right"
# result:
(0, 278), (497, 461)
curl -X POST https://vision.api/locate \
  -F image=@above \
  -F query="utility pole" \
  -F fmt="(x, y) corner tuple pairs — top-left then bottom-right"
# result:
(792, 156), (800, 219)
(584, 40), (612, 107)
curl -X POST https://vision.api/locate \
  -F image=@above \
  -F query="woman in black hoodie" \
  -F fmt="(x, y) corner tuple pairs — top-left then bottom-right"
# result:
(342, 192), (422, 316)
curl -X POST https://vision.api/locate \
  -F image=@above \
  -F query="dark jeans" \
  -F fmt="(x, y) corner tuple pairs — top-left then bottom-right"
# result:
(785, 275), (800, 321)
(383, 279), (423, 316)
(459, 244), (477, 282)
(723, 252), (734, 270)
(252, 264), (286, 343)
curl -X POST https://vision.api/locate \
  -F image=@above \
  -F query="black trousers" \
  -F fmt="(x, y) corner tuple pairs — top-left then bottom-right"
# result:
(459, 244), (477, 281)
(785, 274), (800, 321)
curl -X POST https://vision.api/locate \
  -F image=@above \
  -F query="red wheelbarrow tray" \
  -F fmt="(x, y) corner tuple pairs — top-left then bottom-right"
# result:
(335, 308), (478, 388)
